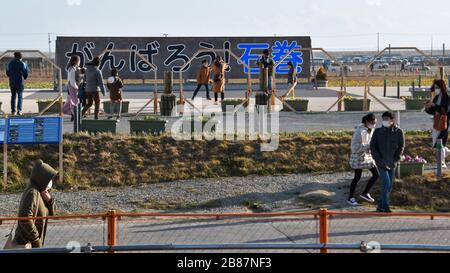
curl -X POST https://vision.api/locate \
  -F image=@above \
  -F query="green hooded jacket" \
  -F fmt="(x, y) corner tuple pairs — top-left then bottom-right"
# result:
(13, 160), (58, 248)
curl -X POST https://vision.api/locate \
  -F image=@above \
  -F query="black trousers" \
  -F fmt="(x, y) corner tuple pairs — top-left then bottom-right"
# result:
(349, 167), (379, 199)
(214, 92), (225, 102)
(192, 84), (210, 99)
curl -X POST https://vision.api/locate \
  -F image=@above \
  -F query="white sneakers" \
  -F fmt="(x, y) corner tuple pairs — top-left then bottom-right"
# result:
(347, 198), (360, 206)
(348, 193), (375, 207)
(360, 193), (375, 203)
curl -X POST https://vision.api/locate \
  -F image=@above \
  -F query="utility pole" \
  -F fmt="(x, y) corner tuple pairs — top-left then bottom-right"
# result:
(431, 36), (434, 57)
(377, 32), (380, 53)
(48, 33), (51, 59)
(443, 43), (446, 57)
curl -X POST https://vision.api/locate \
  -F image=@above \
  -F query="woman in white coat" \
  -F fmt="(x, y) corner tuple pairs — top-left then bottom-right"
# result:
(348, 113), (379, 206)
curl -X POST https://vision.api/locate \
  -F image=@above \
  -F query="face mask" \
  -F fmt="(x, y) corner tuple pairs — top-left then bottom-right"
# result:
(382, 121), (393, 128)
(367, 124), (375, 129)
(46, 180), (53, 190)
(435, 88), (441, 95)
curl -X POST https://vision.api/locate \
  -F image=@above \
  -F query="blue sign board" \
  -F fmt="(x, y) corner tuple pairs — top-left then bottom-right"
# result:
(0, 119), (6, 144)
(4, 117), (62, 145)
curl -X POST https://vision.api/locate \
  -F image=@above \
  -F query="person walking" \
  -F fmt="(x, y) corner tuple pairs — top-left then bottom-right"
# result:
(106, 68), (124, 121)
(370, 111), (405, 213)
(82, 57), (106, 120)
(425, 79), (450, 168)
(347, 113), (379, 206)
(3, 160), (57, 249)
(63, 56), (81, 121)
(6, 52), (29, 116)
(281, 61), (297, 99)
(192, 60), (211, 100)
(211, 56), (229, 105)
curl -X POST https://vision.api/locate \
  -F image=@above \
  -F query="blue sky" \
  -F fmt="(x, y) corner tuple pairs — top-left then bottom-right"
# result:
(1, 0), (450, 51)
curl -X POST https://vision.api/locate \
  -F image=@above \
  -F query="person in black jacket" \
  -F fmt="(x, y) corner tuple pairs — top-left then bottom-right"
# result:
(370, 112), (405, 213)
(425, 79), (450, 168)
(6, 52), (29, 116)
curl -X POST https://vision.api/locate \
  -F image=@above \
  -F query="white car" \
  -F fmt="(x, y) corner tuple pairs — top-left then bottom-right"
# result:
(372, 62), (389, 70)
(328, 63), (352, 73)
(405, 63), (431, 71)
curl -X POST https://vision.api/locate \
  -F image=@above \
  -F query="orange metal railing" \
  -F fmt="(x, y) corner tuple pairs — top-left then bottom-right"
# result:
(2, 209), (450, 253)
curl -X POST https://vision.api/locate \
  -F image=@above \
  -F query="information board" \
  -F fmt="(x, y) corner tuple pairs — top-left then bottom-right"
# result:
(0, 119), (6, 144)
(6, 117), (62, 145)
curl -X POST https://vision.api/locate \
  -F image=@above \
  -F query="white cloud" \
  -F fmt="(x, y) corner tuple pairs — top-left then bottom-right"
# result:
(66, 0), (82, 6)
(367, 0), (382, 6)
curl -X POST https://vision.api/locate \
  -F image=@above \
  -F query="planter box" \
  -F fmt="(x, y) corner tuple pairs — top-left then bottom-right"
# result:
(283, 100), (309, 112)
(398, 162), (425, 177)
(344, 99), (370, 111)
(37, 101), (60, 114)
(103, 101), (130, 114)
(405, 99), (427, 110)
(221, 100), (247, 112)
(182, 119), (217, 134)
(129, 119), (167, 135)
(315, 80), (328, 88)
(81, 119), (117, 134)
(411, 91), (432, 99)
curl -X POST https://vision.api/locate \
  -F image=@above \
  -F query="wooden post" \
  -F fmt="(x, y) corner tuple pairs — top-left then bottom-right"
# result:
(107, 210), (118, 253)
(58, 69), (64, 184)
(161, 71), (176, 116)
(439, 67), (445, 81)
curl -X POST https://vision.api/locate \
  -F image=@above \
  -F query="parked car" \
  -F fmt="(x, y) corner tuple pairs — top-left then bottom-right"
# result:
(405, 63), (431, 72)
(372, 62), (390, 70)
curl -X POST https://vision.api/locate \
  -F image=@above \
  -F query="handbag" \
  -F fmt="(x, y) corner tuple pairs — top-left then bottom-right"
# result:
(3, 197), (39, 249)
(213, 74), (223, 83)
(433, 113), (448, 132)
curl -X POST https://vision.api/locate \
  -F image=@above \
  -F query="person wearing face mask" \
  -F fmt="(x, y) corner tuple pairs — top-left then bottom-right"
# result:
(425, 79), (450, 168)
(370, 112), (405, 213)
(347, 113), (379, 206)
(6, 160), (58, 249)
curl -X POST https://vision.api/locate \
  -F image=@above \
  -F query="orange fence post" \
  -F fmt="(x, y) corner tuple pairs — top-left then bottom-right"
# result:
(107, 210), (118, 253)
(319, 208), (329, 254)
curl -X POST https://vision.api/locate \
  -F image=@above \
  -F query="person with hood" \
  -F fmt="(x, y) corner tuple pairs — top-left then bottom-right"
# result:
(106, 68), (124, 121)
(6, 160), (58, 249)
(347, 113), (379, 206)
(370, 112), (405, 213)
(82, 57), (106, 120)
(211, 56), (229, 105)
(192, 60), (211, 100)
(63, 55), (81, 121)
(6, 52), (29, 116)
(425, 79), (450, 168)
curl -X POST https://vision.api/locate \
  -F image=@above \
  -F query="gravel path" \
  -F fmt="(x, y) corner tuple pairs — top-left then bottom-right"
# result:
(0, 171), (378, 216)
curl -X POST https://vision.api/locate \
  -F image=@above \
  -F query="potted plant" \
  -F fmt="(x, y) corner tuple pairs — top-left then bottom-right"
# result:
(344, 96), (370, 111)
(182, 116), (218, 134)
(129, 116), (168, 135)
(398, 155), (427, 177)
(411, 90), (432, 99)
(37, 100), (61, 114)
(103, 101), (130, 114)
(80, 119), (117, 134)
(314, 67), (328, 87)
(403, 97), (427, 111)
(221, 98), (247, 112)
(283, 97), (309, 112)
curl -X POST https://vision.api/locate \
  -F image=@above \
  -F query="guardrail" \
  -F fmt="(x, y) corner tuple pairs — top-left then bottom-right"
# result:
(1, 209), (450, 253)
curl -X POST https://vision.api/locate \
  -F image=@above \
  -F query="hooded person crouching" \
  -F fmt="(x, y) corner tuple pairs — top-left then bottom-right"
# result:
(12, 160), (58, 248)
